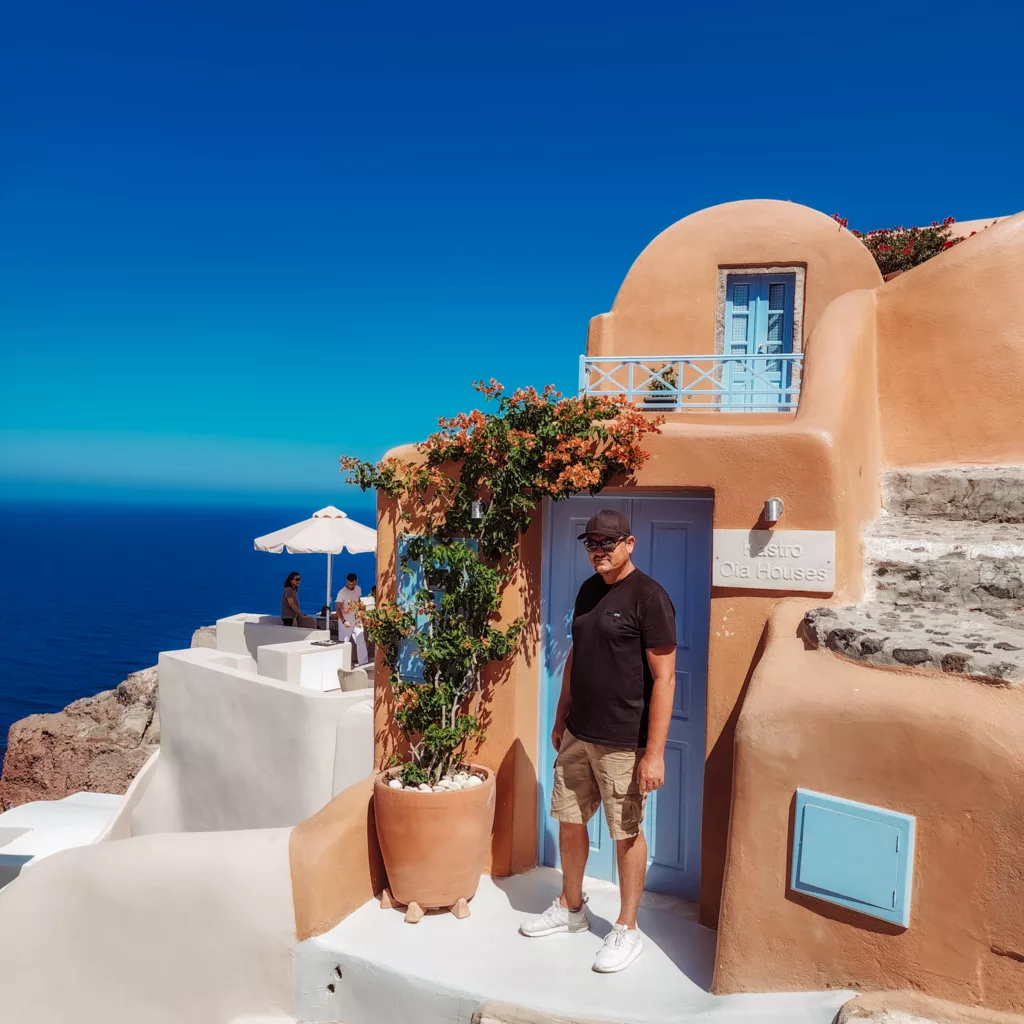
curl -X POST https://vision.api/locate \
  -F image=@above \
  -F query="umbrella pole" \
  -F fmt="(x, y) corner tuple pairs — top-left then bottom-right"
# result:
(326, 552), (333, 640)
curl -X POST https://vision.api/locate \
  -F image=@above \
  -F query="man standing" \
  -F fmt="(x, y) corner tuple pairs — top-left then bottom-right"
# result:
(520, 509), (677, 974)
(335, 573), (368, 665)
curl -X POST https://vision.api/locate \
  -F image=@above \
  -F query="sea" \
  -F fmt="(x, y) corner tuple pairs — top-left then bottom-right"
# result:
(0, 500), (377, 764)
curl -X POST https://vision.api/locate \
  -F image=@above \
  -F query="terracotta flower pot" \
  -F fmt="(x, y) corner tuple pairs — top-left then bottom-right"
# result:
(373, 767), (496, 909)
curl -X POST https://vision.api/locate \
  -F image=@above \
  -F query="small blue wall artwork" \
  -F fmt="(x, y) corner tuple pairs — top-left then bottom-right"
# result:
(790, 788), (916, 927)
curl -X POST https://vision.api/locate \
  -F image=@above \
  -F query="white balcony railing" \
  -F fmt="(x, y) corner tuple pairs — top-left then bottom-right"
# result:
(579, 354), (803, 412)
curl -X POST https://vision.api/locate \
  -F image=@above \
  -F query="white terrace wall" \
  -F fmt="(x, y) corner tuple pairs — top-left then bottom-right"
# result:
(0, 826), (295, 1024)
(216, 612), (329, 660)
(0, 622), (373, 1022)
(129, 647), (373, 834)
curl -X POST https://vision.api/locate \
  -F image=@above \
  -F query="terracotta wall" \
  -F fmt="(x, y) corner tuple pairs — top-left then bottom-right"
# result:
(715, 603), (1024, 1014)
(949, 216), (1005, 238)
(876, 212), (1024, 466)
(290, 775), (386, 941)
(709, 209), (1024, 1006)
(294, 198), (1024, 1005)
(372, 486), (541, 878)
(368, 308), (884, 922)
(588, 200), (882, 358)
(365, 200), (888, 925)
(369, 417), (863, 920)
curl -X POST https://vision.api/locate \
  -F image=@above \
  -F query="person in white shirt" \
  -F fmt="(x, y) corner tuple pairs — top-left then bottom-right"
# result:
(335, 573), (368, 665)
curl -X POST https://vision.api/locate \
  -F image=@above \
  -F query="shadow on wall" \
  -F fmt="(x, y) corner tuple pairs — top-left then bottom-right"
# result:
(701, 618), (770, 927)
(518, 513), (543, 674)
(374, 498), (405, 771)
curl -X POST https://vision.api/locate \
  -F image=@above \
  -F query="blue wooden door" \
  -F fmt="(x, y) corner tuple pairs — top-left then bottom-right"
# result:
(540, 497), (631, 882)
(539, 495), (713, 900)
(723, 274), (795, 409)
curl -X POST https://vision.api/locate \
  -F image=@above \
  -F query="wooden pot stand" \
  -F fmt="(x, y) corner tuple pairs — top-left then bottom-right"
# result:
(379, 887), (471, 923)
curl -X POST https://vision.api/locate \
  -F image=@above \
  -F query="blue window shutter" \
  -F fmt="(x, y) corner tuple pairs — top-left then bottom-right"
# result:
(791, 789), (916, 927)
(727, 281), (751, 355)
(396, 535), (426, 681)
(395, 536), (480, 683)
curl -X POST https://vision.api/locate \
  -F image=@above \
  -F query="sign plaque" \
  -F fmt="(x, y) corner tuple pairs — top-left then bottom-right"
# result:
(712, 529), (835, 593)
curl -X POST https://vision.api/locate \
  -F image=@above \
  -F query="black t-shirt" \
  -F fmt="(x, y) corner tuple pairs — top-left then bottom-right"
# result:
(566, 568), (677, 749)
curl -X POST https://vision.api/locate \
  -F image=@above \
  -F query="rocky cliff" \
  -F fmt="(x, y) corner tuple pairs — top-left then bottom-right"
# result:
(0, 625), (216, 810)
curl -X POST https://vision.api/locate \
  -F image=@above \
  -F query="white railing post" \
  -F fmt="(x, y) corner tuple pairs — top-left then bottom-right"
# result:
(580, 354), (802, 411)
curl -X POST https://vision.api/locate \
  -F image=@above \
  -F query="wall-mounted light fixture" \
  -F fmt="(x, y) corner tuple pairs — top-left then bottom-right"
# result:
(471, 499), (487, 520)
(763, 497), (784, 525)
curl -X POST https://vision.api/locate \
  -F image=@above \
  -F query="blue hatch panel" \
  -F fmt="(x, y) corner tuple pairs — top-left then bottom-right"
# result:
(791, 788), (915, 927)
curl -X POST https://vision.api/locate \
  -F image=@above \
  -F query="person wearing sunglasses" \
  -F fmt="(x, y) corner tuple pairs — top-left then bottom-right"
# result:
(280, 572), (316, 628)
(519, 509), (677, 974)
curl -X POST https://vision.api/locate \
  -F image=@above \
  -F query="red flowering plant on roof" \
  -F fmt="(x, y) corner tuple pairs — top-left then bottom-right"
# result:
(832, 213), (966, 276)
(340, 380), (662, 785)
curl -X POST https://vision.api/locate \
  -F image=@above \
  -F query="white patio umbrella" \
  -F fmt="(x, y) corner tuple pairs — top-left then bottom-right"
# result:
(254, 506), (377, 623)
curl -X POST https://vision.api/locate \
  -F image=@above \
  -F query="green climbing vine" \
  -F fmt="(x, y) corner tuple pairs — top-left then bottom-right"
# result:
(340, 380), (662, 785)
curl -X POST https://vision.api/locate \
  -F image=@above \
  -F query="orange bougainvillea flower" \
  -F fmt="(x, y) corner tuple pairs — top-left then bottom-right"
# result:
(395, 688), (419, 712)
(473, 378), (504, 400)
(338, 381), (662, 781)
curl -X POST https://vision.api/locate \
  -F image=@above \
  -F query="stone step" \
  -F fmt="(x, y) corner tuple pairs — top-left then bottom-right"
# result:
(883, 466), (1024, 522)
(803, 604), (1024, 686)
(864, 516), (1024, 617)
(228, 1017), (298, 1023)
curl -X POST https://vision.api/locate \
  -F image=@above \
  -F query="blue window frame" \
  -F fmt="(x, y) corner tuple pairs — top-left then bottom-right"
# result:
(396, 535), (479, 682)
(790, 788), (916, 927)
(723, 273), (796, 409)
(396, 535), (427, 681)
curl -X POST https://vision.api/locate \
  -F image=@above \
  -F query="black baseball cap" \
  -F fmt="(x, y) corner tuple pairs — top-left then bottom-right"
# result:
(577, 509), (632, 540)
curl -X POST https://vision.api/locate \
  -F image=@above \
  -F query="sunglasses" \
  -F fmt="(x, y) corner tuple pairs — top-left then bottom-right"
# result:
(582, 537), (624, 553)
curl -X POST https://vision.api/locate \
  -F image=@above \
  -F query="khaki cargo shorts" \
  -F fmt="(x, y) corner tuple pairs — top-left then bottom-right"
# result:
(550, 729), (646, 840)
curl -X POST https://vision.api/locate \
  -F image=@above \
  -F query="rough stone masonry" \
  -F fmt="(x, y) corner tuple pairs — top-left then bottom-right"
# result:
(803, 466), (1024, 687)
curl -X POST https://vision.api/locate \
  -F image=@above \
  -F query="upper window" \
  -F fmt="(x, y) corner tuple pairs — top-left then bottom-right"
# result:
(722, 272), (796, 409)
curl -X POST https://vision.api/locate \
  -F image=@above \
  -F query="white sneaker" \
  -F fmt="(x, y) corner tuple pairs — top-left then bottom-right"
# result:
(519, 897), (591, 937)
(592, 924), (643, 973)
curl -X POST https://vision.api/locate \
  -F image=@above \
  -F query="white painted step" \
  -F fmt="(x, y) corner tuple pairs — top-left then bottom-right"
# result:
(295, 869), (852, 1024)
(229, 1016), (298, 1023)
(0, 792), (123, 890)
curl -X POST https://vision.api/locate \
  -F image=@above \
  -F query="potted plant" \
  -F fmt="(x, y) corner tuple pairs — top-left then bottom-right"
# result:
(642, 364), (679, 408)
(340, 381), (662, 921)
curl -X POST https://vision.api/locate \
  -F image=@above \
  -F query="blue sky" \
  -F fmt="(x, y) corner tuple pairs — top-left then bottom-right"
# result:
(2, 0), (1020, 506)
